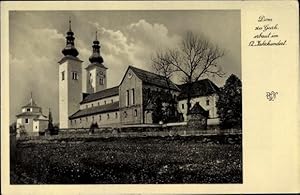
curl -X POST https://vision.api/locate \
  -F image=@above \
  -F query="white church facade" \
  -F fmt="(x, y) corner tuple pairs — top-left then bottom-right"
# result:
(59, 20), (220, 129)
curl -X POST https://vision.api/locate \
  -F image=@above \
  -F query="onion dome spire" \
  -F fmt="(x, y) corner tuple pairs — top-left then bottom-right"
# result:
(89, 31), (104, 64)
(62, 18), (79, 57)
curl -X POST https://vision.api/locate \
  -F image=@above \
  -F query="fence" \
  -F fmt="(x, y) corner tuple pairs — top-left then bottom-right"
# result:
(16, 121), (241, 142)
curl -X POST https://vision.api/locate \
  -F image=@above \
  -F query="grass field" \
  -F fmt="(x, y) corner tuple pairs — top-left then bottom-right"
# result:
(11, 136), (242, 184)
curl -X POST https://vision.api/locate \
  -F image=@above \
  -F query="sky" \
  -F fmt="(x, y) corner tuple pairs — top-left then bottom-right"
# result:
(9, 10), (241, 124)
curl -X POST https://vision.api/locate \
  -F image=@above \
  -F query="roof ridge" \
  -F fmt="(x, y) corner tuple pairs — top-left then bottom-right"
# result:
(130, 65), (166, 79)
(92, 85), (119, 94)
(178, 78), (210, 87)
(129, 65), (180, 91)
(206, 79), (218, 92)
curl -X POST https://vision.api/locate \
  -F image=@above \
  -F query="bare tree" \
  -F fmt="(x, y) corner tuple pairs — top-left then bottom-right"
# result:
(152, 31), (225, 111)
(152, 50), (175, 95)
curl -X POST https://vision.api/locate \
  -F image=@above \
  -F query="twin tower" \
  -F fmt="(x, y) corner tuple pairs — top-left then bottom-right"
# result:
(58, 20), (107, 128)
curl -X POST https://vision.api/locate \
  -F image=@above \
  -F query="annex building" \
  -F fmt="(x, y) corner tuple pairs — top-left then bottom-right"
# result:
(59, 21), (220, 129)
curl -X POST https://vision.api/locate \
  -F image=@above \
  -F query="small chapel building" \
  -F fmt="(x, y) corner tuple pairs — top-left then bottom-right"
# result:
(58, 20), (220, 129)
(16, 93), (48, 136)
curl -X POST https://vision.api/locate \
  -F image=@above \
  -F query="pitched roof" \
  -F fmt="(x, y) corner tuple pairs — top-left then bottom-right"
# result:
(80, 86), (119, 104)
(69, 101), (119, 119)
(16, 112), (48, 120)
(22, 97), (39, 108)
(129, 66), (180, 91)
(16, 112), (41, 118)
(33, 115), (48, 121)
(177, 79), (219, 100)
(23, 101), (38, 108)
(188, 102), (208, 117)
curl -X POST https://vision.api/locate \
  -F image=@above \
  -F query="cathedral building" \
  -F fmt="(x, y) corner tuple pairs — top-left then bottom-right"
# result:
(59, 20), (220, 129)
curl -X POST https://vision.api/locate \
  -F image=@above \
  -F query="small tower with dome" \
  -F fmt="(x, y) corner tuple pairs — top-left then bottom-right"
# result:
(86, 31), (108, 94)
(16, 93), (48, 136)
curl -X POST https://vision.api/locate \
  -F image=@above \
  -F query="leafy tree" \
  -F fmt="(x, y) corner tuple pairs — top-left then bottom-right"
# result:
(152, 96), (163, 124)
(10, 122), (17, 135)
(217, 74), (242, 129)
(143, 87), (180, 124)
(89, 122), (98, 134)
(47, 108), (58, 135)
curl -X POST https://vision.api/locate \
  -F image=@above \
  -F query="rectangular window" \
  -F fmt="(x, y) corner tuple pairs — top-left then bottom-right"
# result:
(92, 104), (93, 107)
(124, 111), (127, 118)
(72, 71), (78, 80)
(107, 114), (110, 119)
(74, 119), (76, 124)
(111, 99), (113, 103)
(99, 115), (101, 121)
(92, 116), (94, 121)
(104, 100), (106, 105)
(182, 104), (184, 109)
(80, 118), (82, 123)
(25, 118), (29, 124)
(126, 90), (130, 106)
(115, 112), (118, 118)
(131, 89), (135, 105)
(62, 71), (65, 80)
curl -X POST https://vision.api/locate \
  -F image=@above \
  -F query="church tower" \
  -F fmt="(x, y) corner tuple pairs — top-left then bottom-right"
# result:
(86, 31), (107, 94)
(58, 19), (83, 128)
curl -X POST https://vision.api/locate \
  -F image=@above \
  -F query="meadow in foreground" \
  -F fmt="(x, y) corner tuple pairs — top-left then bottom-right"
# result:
(11, 136), (242, 184)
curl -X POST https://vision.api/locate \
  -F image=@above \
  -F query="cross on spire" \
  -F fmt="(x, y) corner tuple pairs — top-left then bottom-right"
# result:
(69, 17), (72, 31)
(62, 17), (79, 57)
(89, 30), (103, 64)
(30, 91), (33, 104)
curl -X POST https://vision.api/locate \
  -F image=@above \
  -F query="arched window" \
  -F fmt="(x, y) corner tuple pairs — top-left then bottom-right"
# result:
(99, 78), (104, 85)
(131, 89), (135, 105)
(134, 109), (138, 117)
